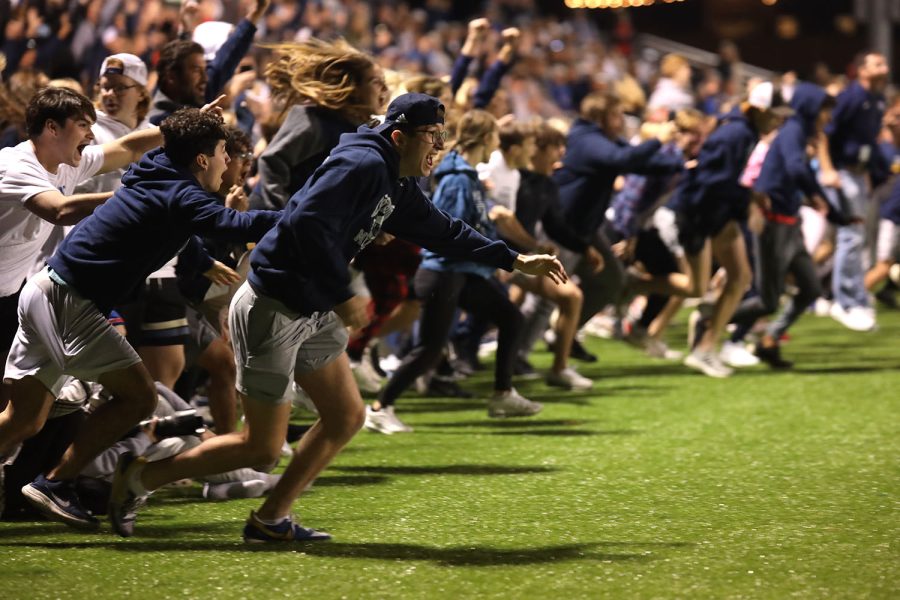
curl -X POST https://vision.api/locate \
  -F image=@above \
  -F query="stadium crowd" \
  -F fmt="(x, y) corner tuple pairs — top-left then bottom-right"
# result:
(0, 0), (897, 542)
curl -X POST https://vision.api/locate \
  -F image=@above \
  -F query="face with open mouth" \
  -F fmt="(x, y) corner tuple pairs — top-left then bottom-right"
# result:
(58, 115), (96, 168)
(408, 126), (447, 177)
(97, 74), (143, 123)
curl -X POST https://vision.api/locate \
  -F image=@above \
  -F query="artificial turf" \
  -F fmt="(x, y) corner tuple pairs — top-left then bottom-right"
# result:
(1, 310), (898, 599)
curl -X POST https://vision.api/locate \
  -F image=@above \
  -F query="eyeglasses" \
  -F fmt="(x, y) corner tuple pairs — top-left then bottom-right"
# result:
(414, 128), (449, 145)
(96, 83), (139, 95)
(231, 151), (253, 160)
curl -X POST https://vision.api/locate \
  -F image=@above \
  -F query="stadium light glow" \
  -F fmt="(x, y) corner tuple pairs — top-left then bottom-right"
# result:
(565, 0), (687, 7)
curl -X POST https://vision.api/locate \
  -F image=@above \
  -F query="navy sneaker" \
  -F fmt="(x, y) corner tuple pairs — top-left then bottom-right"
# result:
(109, 452), (148, 538)
(242, 510), (331, 543)
(21, 474), (100, 529)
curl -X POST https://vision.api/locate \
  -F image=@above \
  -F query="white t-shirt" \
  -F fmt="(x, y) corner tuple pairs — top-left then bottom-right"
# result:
(75, 112), (151, 195)
(477, 150), (520, 213)
(73, 113), (179, 278)
(0, 141), (105, 297)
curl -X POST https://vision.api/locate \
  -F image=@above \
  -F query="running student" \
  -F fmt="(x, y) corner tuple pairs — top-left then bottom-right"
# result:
(0, 107), (281, 529)
(110, 93), (567, 543)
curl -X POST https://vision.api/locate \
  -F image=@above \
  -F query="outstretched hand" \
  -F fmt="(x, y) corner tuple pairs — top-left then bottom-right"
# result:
(514, 254), (568, 285)
(200, 95), (228, 118)
(204, 260), (240, 285)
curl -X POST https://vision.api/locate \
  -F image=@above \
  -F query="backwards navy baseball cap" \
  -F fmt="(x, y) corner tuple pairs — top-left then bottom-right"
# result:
(375, 92), (445, 134)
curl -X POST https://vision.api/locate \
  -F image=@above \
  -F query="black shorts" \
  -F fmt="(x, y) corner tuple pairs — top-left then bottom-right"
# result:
(118, 278), (190, 347)
(676, 199), (749, 256)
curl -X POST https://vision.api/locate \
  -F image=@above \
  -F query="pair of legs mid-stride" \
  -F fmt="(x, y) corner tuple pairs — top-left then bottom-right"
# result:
(109, 282), (364, 542)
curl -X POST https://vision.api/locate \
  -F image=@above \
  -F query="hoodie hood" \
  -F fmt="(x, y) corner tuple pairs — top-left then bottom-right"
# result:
(788, 81), (829, 136)
(434, 150), (478, 180)
(121, 147), (197, 188)
(328, 125), (402, 179)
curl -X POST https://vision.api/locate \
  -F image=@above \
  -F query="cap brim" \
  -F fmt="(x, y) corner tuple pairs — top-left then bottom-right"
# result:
(771, 106), (795, 118)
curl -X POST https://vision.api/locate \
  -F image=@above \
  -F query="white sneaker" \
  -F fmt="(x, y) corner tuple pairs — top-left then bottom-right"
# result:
(382, 406), (413, 433)
(351, 355), (383, 394)
(288, 382), (318, 415)
(580, 313), (617, 339)
(684, 349), (733, 378)
(546, 367), (593, 390)
(488, 388), (543, 418)
(830, 303), (875, 332)
(363, 405), (395, 435)
(812, 297), (832, 317)
(378, 353), (402, 377)
(645, 338), (683, 360)
(719, 341), (761, 368)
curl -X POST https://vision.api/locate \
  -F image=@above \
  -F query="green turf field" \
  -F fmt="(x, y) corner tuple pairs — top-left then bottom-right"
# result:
(1, 310), (898, 599)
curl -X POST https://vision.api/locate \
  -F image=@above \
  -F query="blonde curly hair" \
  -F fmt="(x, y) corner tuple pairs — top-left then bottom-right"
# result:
(263, 38), (378, 125)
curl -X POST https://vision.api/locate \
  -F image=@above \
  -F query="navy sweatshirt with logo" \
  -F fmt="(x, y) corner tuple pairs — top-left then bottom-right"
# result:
(249, 126), (519, 316)
(48, 147), (281, 313)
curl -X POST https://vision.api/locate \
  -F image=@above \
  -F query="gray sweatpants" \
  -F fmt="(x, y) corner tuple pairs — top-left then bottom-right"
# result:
(731, 219), (822, 339)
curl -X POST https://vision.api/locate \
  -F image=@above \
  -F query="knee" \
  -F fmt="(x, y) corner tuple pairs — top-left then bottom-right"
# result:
(560, 287), (583, 312)
(323, 401), (365, 442)
(245, 435), (285, 467)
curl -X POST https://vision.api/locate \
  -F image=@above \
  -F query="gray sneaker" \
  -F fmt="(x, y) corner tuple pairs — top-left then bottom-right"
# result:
(488, 388), (543, 418)
(684, 349), (733, 378)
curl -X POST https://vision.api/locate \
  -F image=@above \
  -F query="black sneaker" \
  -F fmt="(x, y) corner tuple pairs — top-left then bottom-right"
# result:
(569, 339), (598, 363)
(874, 287), (898, 309)
(426, 377), (474, 398)
(109, 452), (148, 537)
(754, 344), (794, 370)
(21, 474), (100, 529)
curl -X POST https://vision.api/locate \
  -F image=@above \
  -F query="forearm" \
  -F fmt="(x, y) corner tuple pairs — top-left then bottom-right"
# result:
(57, 192), (114, 224)
(495, 215), (538, 251)
(100, 127), (162, 173)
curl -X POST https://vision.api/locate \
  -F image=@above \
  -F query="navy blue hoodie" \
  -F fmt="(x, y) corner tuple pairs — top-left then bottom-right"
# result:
(671, 106), (758, 214)
(554, 118), (683, 237)
(48, 148), (280, 313)
(419, 150), (498, 279)
(826, 80), (887, 177)
(249, 127), (519, 316)
(754, 82), (829, 217)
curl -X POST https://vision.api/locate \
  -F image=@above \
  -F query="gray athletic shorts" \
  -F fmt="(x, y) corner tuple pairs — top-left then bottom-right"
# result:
(3, 267), (141, 396)
(229, 282), (348, 404)
(184, 307), (219, 367)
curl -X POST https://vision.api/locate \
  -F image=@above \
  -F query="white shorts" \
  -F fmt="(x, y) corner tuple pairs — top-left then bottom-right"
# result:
(3, 267), (141, 396)
(229, 282), (349, 404)
(876, 218), (900, 263)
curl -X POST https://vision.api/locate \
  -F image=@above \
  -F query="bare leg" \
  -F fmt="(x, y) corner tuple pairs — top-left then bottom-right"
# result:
(0, 376), (55, 461)
(140, 393), (290, 491)
(648, 295), (685, 339)
(865, 260), (892, 291)
(517, 276), (583, 373)
(139, 344), (185, 389)
(256, 353), (365, 520)
(696, 221), (752, 353)
(49, 362), (157, 480)
(196, 336), (238, 434)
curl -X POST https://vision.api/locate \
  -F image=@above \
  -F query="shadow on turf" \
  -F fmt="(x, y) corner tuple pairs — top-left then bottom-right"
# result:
(331, 464), (559, 476)
(0, 538), (676, 566)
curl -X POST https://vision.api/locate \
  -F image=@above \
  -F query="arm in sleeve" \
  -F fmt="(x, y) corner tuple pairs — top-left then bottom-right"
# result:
(80, 433), (154, 479)
(205, 19), (256, 102)
(450, 54), (475, 97)
(177, 189), (280, 242)
(585, 137), (664, 173)
(384, 185), (518, 271)
(610, 174), (648, 239)
(473, 59), (512, 109)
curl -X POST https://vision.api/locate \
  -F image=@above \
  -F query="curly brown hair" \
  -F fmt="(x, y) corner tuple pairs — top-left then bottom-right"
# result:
(160, 108), (228, 167)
